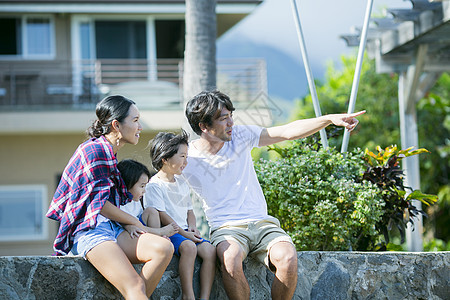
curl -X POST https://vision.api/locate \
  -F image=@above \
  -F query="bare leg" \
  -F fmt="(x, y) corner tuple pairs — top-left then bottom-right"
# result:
(268, 241), (298, 300)
(86, 240), (148, 300)
(142, 207), (178, 237)
(142, 207), (161, 228)
(196, 242), (216, 300)
(216, 240), (249, 300)
(178, 240), (197, 300)
(118, 231), (174, 297)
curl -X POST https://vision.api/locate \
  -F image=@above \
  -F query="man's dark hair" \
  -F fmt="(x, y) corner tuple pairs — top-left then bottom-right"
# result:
(149, 129), (189, 171)
(185, 90), (235, 135)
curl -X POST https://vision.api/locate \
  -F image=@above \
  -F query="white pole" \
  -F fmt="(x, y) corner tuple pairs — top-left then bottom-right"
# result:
(341, 0), (374, 153)
(290, 0), (328, 149)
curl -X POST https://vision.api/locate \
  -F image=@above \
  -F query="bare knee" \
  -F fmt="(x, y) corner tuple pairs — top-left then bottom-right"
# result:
(199, 243), (216, 262)
(139, 234), (174, 261)
(180, 240), (197, 258)
(269, 242), (297, 273)
(217, 242), (245, 276)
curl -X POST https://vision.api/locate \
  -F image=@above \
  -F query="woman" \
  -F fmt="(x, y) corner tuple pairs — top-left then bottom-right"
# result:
(46, 95), (174, 300)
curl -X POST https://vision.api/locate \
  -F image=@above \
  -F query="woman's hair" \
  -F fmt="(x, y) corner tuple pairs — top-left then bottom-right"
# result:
(87, 95), (136, 138)
(117, 159), (151, 190)
(149, 129), (189, 171)
(185, 90), (235, 136)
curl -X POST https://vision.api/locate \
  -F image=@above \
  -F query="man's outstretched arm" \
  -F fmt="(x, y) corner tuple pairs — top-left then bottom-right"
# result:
(258, 111), (366, 147)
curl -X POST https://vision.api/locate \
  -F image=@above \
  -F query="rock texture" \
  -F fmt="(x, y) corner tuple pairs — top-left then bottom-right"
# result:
(0, 252), (448, 299)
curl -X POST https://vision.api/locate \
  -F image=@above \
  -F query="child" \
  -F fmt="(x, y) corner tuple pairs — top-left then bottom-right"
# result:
(118, 159), (179, 238)
(145, 130), (216, 300)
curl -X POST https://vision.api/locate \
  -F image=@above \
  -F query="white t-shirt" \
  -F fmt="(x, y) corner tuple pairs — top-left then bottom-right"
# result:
(144, 175), (193, 229)
(183, 125), (269, 229)
(120, 200), (143, 220)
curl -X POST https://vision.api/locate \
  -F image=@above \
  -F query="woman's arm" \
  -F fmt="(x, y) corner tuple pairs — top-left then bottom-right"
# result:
(100, 201), (142, 227)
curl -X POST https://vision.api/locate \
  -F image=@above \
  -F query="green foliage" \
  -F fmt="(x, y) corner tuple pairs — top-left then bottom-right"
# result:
(416, 73), (450, 242)
(255, 139), (385, 251)
(293, 54), (400, 150)
(423, 238), (450, 251)
(293, 54), (449, 243)
(255, 140), (438, 251)
(362, 145), (437, 247)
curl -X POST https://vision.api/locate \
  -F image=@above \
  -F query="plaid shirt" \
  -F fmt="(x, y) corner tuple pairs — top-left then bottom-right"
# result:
(46, 136), (131, 256)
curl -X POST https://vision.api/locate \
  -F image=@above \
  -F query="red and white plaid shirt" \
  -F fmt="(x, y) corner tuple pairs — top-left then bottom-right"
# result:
(46, 135), (131, 255)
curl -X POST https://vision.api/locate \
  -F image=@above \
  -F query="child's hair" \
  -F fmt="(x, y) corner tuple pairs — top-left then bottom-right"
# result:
(149, 129), (189, 171)
(117, 159), (151, 190)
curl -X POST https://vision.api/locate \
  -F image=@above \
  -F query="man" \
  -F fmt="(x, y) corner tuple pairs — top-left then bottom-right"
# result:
(183, 90), (364, 299)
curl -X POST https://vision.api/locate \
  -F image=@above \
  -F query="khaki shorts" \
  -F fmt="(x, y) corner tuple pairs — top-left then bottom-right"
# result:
(210, 217), (293, 272)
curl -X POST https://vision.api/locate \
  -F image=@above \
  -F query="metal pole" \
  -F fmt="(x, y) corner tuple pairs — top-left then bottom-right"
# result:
(341, 0), (374, 153)
(290, 0), (328, 149)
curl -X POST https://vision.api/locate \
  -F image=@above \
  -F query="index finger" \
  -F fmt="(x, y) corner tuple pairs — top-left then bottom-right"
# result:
(349, 110), (366, 117)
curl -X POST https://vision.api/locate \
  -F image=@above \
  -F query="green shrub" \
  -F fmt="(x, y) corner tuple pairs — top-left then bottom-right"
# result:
(423, 238), (450, 251)
(255, 140), (385, 251)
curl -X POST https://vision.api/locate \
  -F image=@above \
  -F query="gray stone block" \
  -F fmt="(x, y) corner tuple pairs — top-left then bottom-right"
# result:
(0, 252), (449, 300)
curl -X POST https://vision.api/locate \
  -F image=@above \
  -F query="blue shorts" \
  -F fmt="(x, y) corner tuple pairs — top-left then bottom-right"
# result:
(71, 220), (124, 258)
(170, 231), (210, 256)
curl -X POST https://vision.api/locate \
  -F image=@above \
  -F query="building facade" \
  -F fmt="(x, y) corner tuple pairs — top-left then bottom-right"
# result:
(0, 0), (270, 255)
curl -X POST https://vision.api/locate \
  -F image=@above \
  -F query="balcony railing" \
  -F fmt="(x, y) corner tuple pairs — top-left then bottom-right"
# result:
(0, 58), (267, 111)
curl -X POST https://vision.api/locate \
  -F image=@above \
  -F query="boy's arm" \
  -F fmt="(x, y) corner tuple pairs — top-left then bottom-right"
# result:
(258, 111), (365, 147)
(186, 209), (200, 235)
(159, 210), (202, 242)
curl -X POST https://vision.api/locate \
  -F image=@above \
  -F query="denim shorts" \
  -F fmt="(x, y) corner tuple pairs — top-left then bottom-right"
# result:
(71, 220), (125, 258)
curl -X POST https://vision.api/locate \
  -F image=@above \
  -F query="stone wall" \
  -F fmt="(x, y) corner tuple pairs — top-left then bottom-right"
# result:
(1, 252), (449, 299)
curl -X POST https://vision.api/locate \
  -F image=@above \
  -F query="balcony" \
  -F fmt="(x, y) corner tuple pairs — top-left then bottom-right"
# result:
(0, 58), (271, 133)
(0, 58), (267, 111)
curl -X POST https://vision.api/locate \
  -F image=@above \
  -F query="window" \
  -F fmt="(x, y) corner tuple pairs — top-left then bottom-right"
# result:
(0, 18), (22, 55)
(0, 16), (54, 58)
(155, 20), (185, 59)
(80, 22), (92, 59)
(95, 20), (147, 59)
(0, 185), (48, 241)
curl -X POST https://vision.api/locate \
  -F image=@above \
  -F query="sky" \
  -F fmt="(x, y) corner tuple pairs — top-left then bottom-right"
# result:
(217, 0), (412, 101)
(220, 0), (411, 66)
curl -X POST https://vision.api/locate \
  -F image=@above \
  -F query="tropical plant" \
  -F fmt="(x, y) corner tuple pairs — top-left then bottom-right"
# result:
(362, 145), (438, 248)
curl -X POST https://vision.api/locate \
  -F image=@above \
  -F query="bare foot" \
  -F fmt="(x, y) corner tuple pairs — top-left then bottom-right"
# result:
(158, 223), (179, 237)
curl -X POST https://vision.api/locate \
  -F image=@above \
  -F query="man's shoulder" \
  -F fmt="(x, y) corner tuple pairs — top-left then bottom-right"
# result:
(187, 139), (204, 158)
(233, 124), (263, 138)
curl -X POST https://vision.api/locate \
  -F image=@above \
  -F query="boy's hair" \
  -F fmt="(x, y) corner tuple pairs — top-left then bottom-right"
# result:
(149, 129), (189, 171)
(185, 90), (235, 136)
(117, 159), (151, 190)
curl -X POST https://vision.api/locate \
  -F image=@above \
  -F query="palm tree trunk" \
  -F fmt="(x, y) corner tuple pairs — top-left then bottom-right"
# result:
(182, 0), (217, 236)
(183, 0), (217, 103)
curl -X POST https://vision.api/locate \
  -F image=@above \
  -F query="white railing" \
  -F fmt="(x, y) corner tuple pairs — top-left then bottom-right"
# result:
(0, 58), (267, 109)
